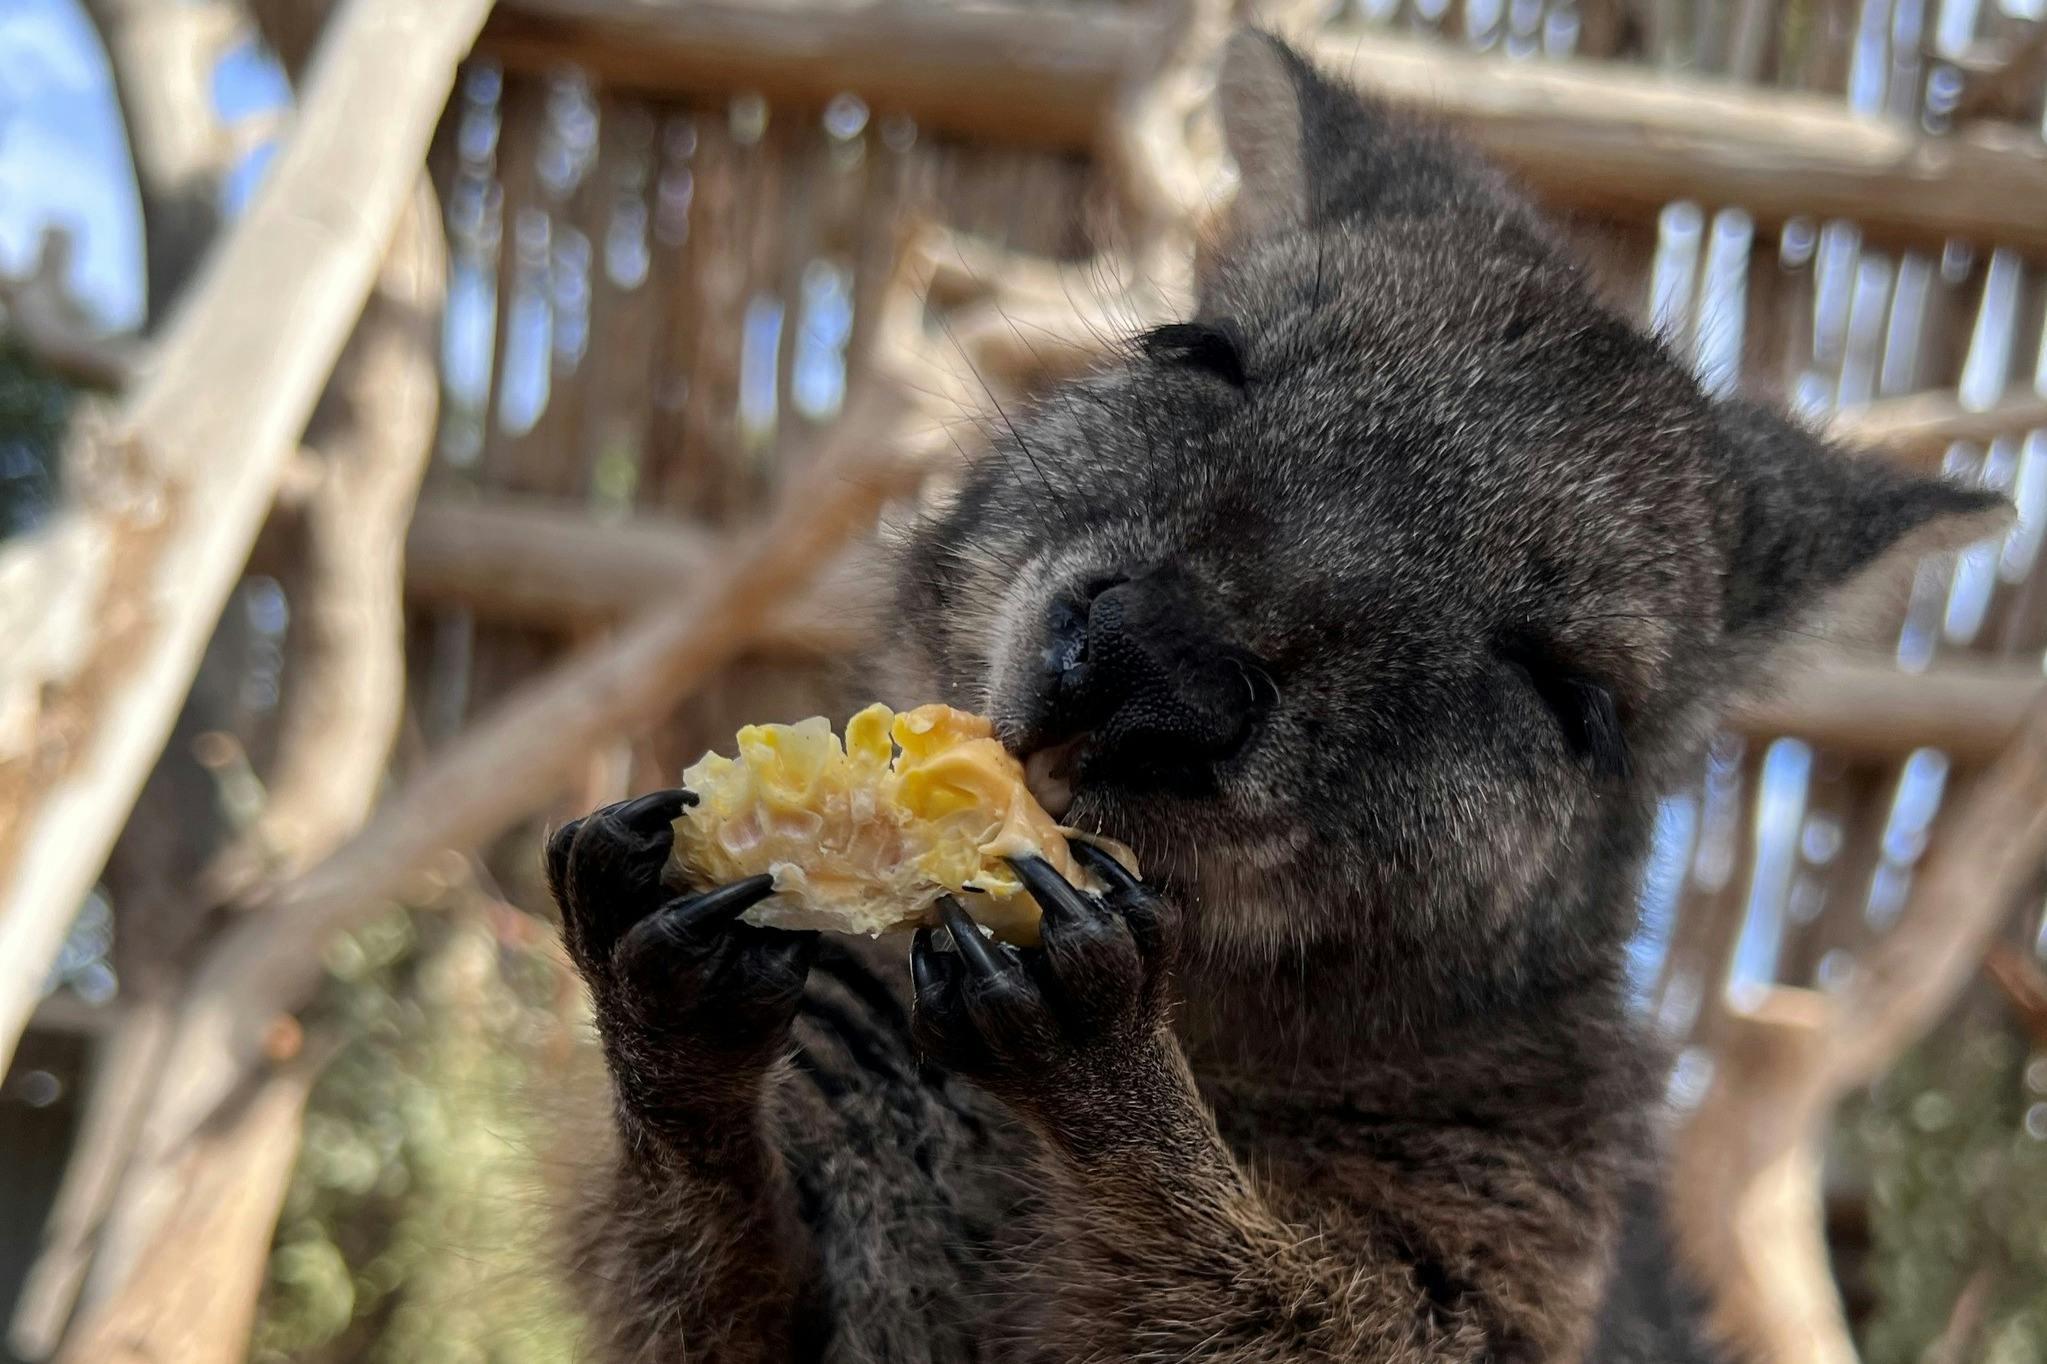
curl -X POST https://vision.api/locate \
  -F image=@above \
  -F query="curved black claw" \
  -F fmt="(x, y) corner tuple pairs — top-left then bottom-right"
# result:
(547, 788), (698, 975)
(603, 867), (815, 1063)
(547, 790), (819, 1127)
(1069, 839), (1141, 895)
(938, 896), (1006, 977)
(911, 925), (946, 998)
(1063, 842), (1168, 960)
(546, 786), (695, 883)
(1006, 854), (1090, 927)
(618, 873), (778, 968)
(910, 854), (1178, 1094)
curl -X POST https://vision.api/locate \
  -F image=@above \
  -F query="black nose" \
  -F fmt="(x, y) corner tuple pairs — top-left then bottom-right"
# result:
(1038, 569), (1268, 772)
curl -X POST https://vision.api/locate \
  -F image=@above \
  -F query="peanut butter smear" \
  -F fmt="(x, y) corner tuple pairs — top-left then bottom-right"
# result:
(669, 703), (1135, 945)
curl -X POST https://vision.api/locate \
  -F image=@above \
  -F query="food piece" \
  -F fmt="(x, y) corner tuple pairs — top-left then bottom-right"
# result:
(669, 703), (1134, 944)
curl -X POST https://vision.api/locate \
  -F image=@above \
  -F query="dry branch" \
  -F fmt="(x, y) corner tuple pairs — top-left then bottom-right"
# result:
(0, 0), (492, 1081)
(1307, 28), (2047, 251)
(34, 188), (449, 1357)
(404, 496), (878, 650)
(7, 1002), (173, 1360)
(76, 0), (244, 320)
(404, 501), (2041, 761)
(198, 184), (446, 906)
(1731, 654), (2043, 764)
(1950, 25), (2047, 127)
(0, 230), (140, 390)
(1830, 388), (2047, 468)
(55, 1061), (321, 1364)
(1673, 694), (2047, 1364)
(1986, 943), (2047, 1050)
(483, 0), (1173, 151)
(26, 1), (454, 1341)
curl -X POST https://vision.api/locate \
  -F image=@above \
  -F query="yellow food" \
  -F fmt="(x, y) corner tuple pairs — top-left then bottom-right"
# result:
(668, 704), (1132, 944)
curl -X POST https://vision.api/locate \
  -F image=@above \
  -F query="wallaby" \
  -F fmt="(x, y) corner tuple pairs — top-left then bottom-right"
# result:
(544, 31), (2002, 1363)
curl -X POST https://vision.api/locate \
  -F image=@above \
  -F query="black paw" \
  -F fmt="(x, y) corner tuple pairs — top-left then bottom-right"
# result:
(910, 844), (1178, 1094)
(546, 791), (818, 1109)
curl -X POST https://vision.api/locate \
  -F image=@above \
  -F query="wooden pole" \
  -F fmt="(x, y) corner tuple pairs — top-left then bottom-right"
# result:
(1731, 654), (2044, 764)
(402, 495), (2044, 759)
(403, 495), (878, 649)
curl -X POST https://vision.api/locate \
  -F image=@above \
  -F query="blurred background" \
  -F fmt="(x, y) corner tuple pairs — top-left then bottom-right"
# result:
(2, 0), (2047, 1361)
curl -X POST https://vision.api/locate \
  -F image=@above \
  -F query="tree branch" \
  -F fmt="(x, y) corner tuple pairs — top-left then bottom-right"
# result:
(54, 1058), (324, 1364)
(0, 229), (139, 390)
(403, 495), (879, 651)
(1829, 388), (2047, 469)
(75, 0), (244, 324)
(196, 181), (445, 908)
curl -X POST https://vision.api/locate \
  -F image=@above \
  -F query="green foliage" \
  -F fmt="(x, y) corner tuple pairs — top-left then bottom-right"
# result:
(1842, 1010), (2047, 1364)
(0, 341), (68, 537)
(252, 903), (589, 1364)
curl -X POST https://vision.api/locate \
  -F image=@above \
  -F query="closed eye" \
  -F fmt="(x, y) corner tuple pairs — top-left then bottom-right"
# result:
(1495, 631), (1630, 781)
(1139, 320), (1249, 387)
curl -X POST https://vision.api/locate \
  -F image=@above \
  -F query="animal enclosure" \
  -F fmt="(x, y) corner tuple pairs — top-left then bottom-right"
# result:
(3, 0), (2047, 1360)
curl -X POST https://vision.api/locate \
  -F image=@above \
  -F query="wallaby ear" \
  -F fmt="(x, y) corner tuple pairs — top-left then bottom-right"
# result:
(1716, 400), (2012, 638)
(1214, 31), (1310, 246)
(1210, 29), (1532, 256)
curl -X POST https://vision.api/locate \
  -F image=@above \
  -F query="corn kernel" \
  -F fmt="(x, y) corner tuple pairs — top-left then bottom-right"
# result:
(668, 703), (1134, 944)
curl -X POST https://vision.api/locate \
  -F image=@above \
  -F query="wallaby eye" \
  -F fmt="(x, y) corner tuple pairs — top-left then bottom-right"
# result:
(1139, 320), (1249, 387)
(1496, 631), (1630, 781)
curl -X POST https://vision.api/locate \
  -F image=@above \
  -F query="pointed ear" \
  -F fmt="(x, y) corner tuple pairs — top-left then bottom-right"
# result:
(1213, 31), (1310, 246)
(1210, 29), (1532, 256)
(1716, 400), (2012, 638)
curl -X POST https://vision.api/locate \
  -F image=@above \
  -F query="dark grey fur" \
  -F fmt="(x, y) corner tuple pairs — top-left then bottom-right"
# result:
(544, 31), (2002, 1363)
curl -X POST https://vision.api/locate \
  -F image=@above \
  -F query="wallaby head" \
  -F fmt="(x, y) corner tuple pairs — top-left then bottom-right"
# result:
(895, 31), (2005, 1026)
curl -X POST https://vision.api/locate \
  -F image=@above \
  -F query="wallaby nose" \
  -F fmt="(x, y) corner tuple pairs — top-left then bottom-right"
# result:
(1039, 569), (1265, 770)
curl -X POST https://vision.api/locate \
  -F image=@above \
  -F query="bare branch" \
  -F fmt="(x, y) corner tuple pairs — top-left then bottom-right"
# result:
(55, 1059), (323, 1364)
(483, 0), (1171, 151)
(7, 1001), (174, 1360)
(1986, 943), (2047, 1051)
(0, 230), (139, 390)
(1830, 388), (2047, 468)
(1731, 654), (2043, 764)
(198, 182), (445, 906)
(1821, 698), (2047, 1091)
(75, 0), (244, 322)
(404, 495), (880, 651)
(1306, 28), (2047, 251)
(484, 1), (2047, 250)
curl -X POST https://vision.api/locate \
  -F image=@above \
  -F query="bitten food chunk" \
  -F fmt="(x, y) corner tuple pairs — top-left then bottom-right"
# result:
(669, 703), (1133, 944)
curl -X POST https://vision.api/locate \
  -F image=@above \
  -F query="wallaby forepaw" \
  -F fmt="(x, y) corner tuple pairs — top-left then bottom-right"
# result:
(547, 787), (696, 974)
(909, 845), (1178, 1102)
(547, 792), (819, 1122)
